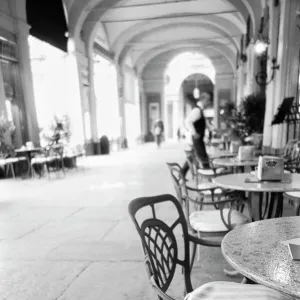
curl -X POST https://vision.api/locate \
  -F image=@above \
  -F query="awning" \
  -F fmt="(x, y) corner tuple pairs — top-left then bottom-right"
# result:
(26, 0), (68, 52)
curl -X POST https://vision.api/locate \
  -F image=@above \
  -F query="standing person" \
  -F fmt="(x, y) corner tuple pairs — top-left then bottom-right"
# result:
(182, 92), (213, 178)
(153, 119), (164, 148)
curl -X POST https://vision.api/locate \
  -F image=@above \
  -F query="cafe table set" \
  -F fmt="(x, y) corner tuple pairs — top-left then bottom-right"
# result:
(211, 150), (300, 299)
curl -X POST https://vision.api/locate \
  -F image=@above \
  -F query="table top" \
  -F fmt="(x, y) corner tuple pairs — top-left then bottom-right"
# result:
(222, 217), (300, 299)
(213, 157), (259, 167)
(284, 191), (300, 201)
(213, 173), (300, 192)
(15, 147), (41, 153)
(207, 149), (236, 159)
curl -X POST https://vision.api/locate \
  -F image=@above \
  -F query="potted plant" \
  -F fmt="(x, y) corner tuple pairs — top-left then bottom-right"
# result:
(0, 111), (15, 157)
(42, 114), (71, 145)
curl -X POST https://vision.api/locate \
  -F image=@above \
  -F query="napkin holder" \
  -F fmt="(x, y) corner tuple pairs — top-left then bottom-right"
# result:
(230, 141), (242, 154)
(237, 146), (255, 161)
(257, 156), (284, 181)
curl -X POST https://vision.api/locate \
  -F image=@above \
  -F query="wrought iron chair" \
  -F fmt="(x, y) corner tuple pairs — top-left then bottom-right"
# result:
(166, 162), (223, 212)
(184, 149), (228, 185)
(166, 162), (249, 239)
(128, 194), (288, 300)
(284, 141), (300, 173)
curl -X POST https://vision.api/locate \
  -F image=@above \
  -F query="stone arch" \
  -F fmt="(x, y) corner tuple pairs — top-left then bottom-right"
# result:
(112, 14), (244, 55)
(137, 41), (236, 77)
(67, 0), (260, 57)
(116, 21), (240, 67)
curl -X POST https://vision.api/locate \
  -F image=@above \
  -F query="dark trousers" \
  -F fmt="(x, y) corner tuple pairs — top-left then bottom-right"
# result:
(182, 136), (210, 177)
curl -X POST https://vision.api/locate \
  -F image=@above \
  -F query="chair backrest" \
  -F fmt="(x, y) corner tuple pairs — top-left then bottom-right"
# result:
(128, 194), (193, 300)
(184, 149), (198, 176)
(166, 163), (187, 206)
(284, 139), (298, 158)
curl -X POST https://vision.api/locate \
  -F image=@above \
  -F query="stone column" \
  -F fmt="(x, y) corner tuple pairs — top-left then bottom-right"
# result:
(117, 68), (126, 139)
(14, 20), (40, 145)
(245, 43), (260, 96)
(138, 78), (147, 135)
(270, 0), (300, 153)
(88, 57), (99, 144)
(213, 79), (219, 129)
(236, 64), (245, 107)
(262, 0), (280, 153)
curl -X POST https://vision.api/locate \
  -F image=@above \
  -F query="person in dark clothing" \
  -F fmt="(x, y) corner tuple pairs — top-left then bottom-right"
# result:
(182, 92), (213, 177)
(153, 119), (164, 148)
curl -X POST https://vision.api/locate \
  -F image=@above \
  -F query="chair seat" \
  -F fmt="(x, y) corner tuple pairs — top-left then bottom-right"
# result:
(197, 168), (224, 176)
(187, 281), (289, 300)
(17, 156), (27, 161)
(197, 182), (220, 190)
(189, 209), (248, 232)
(5, 157), (20, 164)
(31, 157), (48, 164)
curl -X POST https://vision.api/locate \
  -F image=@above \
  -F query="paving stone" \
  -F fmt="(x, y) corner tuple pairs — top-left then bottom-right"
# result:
(58, 262), (154, 300)
(0, 221), (47, 240)
(0, 261), (88, 300)
(22, 219), (118, 243)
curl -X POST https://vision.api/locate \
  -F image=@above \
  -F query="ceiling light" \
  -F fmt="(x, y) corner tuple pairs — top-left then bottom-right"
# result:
(193, 87), (200, 99)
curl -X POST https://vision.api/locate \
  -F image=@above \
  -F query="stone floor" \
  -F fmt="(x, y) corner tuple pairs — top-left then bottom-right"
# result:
(0, 142), (293, 300)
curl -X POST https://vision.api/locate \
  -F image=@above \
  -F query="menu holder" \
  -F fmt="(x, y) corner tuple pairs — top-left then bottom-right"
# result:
(281, 238), (300, 260)
(271, 97), (295, 125)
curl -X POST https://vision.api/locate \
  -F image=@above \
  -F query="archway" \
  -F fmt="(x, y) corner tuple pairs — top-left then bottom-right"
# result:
(181, 73), (214, 122)
(163, 52), (215, 139)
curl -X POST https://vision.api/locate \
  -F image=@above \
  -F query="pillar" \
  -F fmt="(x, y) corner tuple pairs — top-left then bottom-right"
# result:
(262, 0), (280, 153)
(266, 0), (300, 153)
(88, 56), (99, 144)
(15, 20), (40, 146)
(213, 81), (219, 129)
(117, 69), (126, 139)
(138, 78), (147, 135)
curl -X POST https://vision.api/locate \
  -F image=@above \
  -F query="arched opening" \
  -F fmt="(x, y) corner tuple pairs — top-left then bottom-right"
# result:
(163, 52), (215, 139)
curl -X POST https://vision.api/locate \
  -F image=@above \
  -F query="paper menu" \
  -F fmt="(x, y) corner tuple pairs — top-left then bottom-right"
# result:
(281, 238), (300, 260)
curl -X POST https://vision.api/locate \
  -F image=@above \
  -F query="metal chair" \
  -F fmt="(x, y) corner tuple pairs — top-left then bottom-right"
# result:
(166, 162), (223, 212)
(184, 149), (228, 185)
(128, 194), (288, 300)
(166, 162), (249, 239)
(284, 141), (300, 173)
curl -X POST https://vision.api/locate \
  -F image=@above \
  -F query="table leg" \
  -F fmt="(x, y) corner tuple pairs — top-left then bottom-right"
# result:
(250, 192), (283, 221)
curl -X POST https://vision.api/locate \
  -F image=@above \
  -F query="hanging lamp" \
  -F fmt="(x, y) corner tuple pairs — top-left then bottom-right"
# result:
(193, 75), (200, 99)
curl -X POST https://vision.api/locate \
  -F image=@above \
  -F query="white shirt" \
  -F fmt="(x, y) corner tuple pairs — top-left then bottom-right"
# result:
(185, 102), (214, 137)
(185, 102), (204, 136)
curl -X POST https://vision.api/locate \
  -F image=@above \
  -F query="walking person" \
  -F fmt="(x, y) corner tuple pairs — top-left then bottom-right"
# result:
(182, 92), (213, 178)
(153, 119), (164, 148)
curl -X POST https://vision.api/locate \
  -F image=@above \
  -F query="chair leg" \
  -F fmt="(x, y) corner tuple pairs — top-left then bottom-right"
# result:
(190, 242), (197, 269)
(197, 232), (201, 261)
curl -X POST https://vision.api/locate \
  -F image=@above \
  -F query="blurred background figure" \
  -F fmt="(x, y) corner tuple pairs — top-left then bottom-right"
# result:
(153, 119), (164, 148)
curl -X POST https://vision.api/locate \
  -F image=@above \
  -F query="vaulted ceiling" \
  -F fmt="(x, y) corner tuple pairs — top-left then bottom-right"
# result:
(63, 0), (264, 75)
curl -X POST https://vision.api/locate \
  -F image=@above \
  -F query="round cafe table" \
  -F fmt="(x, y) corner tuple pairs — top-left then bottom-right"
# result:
(222, 217), (300, 299)
(213, 173), (300, 220)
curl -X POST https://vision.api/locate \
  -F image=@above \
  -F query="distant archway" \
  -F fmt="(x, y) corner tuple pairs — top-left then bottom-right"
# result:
(163, 52), (215, 139)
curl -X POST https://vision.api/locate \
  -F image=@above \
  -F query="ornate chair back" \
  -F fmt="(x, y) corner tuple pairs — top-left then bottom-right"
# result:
(166, 163), (187, 206)
(128, 194), (193, 300)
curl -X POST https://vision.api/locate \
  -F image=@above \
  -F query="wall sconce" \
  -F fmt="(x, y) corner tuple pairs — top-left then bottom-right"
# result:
(255, 57), (280, 86)
(254, 36), (280, 86)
